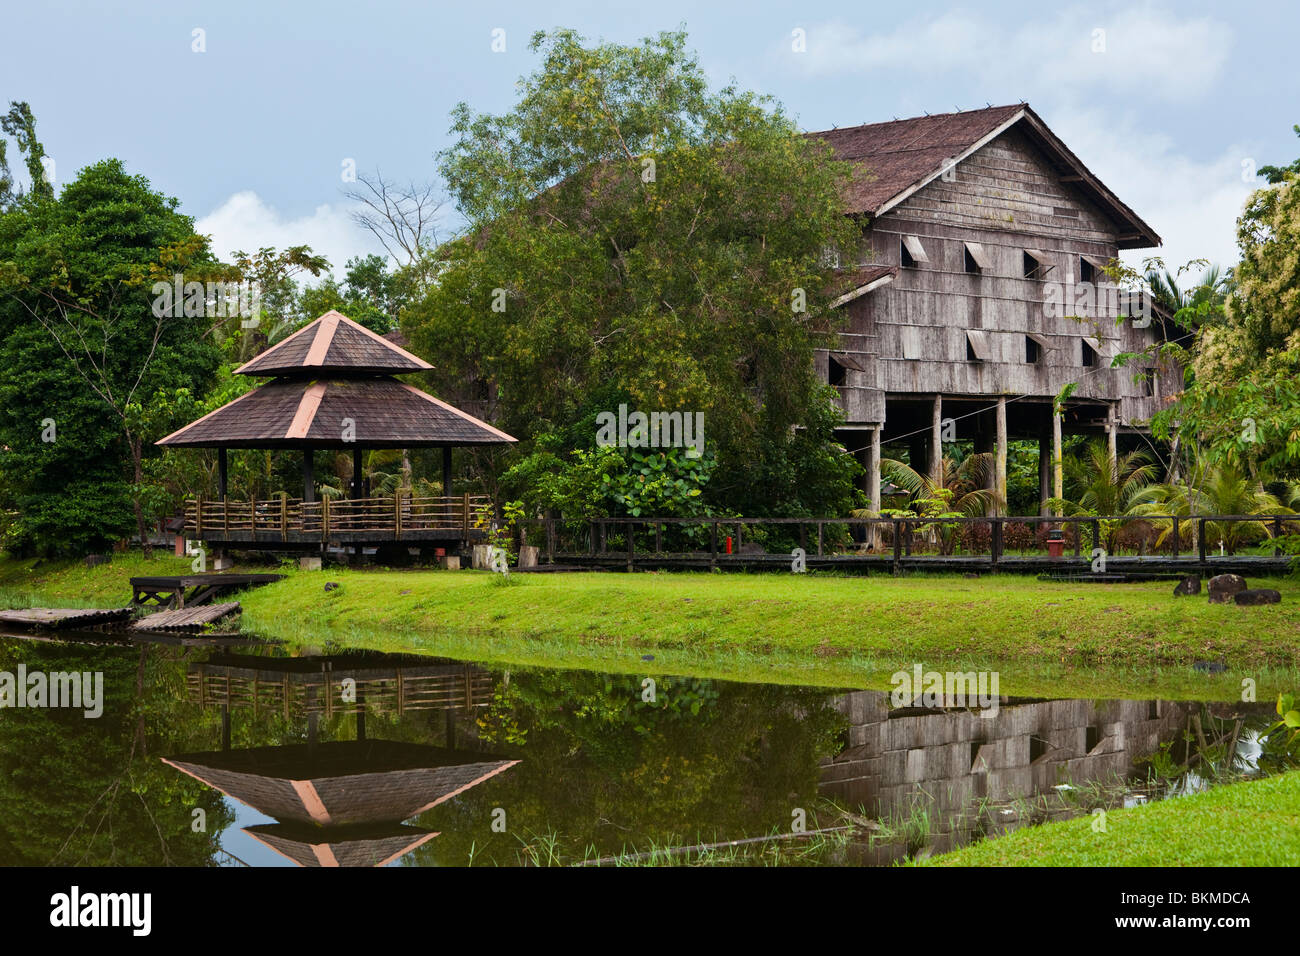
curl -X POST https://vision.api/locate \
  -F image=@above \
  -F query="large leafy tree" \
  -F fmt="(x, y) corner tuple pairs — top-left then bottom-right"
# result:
(0, 143), (222, 555)
(406, 29), (863, 516)
(1151, 135), (1300, 483)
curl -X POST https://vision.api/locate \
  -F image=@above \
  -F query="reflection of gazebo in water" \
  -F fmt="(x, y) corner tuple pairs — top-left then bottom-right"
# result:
(163, 650), (518, 867)
(157, 310), (516, 551)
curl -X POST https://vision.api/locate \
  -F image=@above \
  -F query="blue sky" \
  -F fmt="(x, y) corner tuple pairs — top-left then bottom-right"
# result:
(4, 0), (1296, 278)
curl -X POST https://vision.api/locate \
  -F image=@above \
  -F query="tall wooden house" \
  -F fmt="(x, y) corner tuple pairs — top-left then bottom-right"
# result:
(809, 104), (1173, 515)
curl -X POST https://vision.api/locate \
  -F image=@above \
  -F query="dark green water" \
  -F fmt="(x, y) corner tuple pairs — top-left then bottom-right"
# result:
(0, 633), (1284, 866)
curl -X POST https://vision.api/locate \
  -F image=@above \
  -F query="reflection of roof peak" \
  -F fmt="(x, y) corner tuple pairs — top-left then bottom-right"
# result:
(235, 310), (434, 377)
(245, 821), (438, 867)
(163, 741), (519, 827)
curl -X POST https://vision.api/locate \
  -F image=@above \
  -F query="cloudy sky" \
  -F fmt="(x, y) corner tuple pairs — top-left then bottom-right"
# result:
(3, 0), (1295, 279)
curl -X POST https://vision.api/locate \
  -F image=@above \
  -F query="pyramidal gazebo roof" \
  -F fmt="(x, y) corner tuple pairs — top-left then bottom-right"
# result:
(157, 311), (516, 449)
(236, 309), (433, 377)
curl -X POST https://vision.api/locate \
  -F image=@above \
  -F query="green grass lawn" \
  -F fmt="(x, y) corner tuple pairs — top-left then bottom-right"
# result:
(925, 770), (1300, 866)
(5, 554), (1295, 698)
(0, 552), (197, 607)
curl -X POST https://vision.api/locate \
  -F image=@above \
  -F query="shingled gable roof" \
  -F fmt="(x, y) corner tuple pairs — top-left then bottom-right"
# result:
(809, 104), (1161, 249)
(236, 310), (433, 377)
(156, 376), (517, 448)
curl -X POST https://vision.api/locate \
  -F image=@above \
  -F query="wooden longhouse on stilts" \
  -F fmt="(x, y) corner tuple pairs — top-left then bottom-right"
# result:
(808, 104), (1178, 517)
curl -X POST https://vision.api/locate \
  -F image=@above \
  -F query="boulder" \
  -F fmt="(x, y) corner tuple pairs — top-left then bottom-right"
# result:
(1233, 588), (1281, 606)
(1172, 575), (1201, 597)
(1207, 573), (1247, 604)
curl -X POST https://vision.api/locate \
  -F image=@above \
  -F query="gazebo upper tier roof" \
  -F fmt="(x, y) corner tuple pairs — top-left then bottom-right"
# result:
(236, 310), (433, 377)
(156, 376), (516, 448)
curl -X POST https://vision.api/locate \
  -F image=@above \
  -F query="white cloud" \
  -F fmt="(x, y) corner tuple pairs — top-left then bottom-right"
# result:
(793, 7), (1231, 102)
(783, 7), (1249, 268)
(195, 191), (387, 280)
(1052, 110), (1255, 270)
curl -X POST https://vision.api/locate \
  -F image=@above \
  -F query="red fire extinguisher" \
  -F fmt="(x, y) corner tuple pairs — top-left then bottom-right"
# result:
(726, 535), (733, 554)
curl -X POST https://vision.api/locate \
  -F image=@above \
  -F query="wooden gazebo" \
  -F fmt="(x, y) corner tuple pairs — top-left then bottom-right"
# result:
(158, 310), (516, 550)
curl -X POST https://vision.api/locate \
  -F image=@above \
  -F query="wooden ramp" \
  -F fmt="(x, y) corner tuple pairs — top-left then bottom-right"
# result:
(0, 606), (134, 630)
(133, 602), (240, 632)
(131, 573), (283, 608)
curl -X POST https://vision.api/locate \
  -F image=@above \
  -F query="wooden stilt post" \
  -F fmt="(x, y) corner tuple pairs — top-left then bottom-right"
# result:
(1038, 431), (1051, 517)
(995, 396), (1007, 517)
(870, 425), (882, 550)
(442, 446), (453, 498)
(1052, 410), (1064, 515)
(930, 395), (943, 488)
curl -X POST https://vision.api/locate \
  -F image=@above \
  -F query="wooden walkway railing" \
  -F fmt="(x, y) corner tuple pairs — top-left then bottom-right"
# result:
(520, 513), (1299, 574)
(185, 493), (489, 542)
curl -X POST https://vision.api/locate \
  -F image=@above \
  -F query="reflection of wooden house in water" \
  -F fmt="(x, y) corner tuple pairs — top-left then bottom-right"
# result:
(819, 692), (1192, 857)
(164, 650), (515, 866)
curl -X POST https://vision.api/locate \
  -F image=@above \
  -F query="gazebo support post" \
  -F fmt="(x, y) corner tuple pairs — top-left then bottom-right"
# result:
(217, 447), (228, 500)
(442, 446), (453, 499)
(352, 448), (363, 500)
(302, 448), (315, 504)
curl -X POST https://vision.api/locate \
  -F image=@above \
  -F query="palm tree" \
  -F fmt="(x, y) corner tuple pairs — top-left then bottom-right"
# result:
(1048, 439), (1158, 552)
(1131, 461), (1293, 554)
(853, 451), (1002, 555)
(1145, 263), (1230, 325)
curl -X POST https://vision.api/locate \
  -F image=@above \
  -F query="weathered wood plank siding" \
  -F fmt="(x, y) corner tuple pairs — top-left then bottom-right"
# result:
(823, 126), (1174, 429)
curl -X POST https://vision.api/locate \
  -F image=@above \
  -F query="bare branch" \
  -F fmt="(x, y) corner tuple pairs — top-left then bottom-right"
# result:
(345, 171), (446, 266)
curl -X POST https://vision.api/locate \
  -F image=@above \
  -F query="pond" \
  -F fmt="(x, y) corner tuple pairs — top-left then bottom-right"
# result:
(0, 632), (1286, 867)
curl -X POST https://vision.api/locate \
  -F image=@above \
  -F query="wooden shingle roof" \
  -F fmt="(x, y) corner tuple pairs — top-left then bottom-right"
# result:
(236, 310), (433, 377)
(156, 377), (516, 448)
(809, 104), (1160, 248)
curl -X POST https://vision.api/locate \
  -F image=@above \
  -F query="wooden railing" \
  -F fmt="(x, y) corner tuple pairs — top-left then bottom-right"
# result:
(517, 513), (1300, 572)
(185, 493), (489, 541)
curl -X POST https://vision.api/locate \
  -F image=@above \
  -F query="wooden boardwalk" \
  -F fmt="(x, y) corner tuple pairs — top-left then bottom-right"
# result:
(552, 552), (1292, 577)
(131, 572), (283, 608)
(0, 606), (133, 630)
(133, 602), (241, 632)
